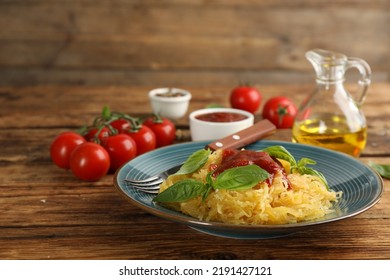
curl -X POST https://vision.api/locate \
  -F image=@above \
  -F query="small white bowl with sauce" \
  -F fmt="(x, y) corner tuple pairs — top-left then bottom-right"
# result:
(149, 88), (192, 120)
(189, 108), (254, 141)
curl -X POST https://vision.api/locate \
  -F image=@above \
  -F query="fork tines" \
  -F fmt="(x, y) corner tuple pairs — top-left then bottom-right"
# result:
(124, 177), (163, 194)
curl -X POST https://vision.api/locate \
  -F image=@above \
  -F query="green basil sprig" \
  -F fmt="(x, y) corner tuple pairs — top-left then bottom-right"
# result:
(262, 145), (329, 189)
(153, 164), (270, 203)
(213, 165), (269, 191)
(175, 149), (211, 175)
(262, 145), (296, 166)
(293, 158), (329, 189)
(369, 162), (390, 179)
(152, 179), (207, 203)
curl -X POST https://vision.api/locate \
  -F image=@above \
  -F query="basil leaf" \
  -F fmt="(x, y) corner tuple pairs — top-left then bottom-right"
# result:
(289, 157), (329, 189)
(214, 165), (270, 191)
(369, 162), (390, 179)
(175, 149), (211, 175)
(297, 157), (316, 167)
(206, 171), (214, 186)
(263, 147), (330, 189)
(153, 179), (207, 202)
(202, 172), (214, 201)
(294, 165), (329, 190)
(262, 145), (297, 166)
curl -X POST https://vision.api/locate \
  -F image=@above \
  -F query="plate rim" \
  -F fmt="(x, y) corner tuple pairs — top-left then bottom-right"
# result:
(113, 140), (384, 232)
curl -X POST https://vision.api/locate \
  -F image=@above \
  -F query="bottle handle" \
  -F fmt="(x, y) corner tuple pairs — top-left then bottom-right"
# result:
(346, 58), (371, 106)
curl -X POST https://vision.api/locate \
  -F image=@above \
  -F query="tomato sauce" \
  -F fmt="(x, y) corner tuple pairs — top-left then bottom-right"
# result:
(195, 112), (247, 122)
(213, 149), (291, 188)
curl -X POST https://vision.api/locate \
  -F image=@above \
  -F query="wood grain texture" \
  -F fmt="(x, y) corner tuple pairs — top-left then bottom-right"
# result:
(0, 0), (388, 86)
(0, 84), (389, 259)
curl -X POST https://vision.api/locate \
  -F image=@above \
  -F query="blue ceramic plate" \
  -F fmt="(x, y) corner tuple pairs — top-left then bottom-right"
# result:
(113, 140), (383, 239)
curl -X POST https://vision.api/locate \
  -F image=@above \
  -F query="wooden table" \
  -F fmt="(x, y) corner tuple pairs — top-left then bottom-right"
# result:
(0, 84), (389, 260)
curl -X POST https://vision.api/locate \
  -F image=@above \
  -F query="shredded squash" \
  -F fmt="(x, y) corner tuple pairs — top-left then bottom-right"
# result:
(159, 149), (342, 225)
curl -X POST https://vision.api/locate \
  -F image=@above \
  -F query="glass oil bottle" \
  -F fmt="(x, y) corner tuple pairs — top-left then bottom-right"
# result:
(292, 49), (371, 157)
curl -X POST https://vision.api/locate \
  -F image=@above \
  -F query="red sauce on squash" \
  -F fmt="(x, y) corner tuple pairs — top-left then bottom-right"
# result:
(212, 149), (291, 188)
(195, 112), (247, 122)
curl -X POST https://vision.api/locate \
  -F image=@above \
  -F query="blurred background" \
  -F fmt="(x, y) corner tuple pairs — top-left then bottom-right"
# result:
(0, 0), (389, 87)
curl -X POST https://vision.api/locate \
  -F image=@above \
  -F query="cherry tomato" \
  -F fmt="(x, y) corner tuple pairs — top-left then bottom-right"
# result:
(230, 86), (262, 114)
(125, 125), (156, 155)
(83, 126), (110, 145)
(262, 96), (298, 128)
(70, 142), (110, 181)
(104, 134), (137, 172)
(50, 132), (86, 169)
(110, 119), (130, 134)
(143, 117), (176, 147)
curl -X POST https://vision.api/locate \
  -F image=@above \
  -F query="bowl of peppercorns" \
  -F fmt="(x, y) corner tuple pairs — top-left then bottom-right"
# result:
(149, 88), (192, 120)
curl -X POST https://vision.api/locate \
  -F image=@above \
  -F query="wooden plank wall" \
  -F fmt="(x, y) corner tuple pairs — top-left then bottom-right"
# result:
(0, 0), (389, 87)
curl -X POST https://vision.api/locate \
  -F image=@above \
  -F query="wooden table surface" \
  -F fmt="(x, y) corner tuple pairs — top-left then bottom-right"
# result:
(0, 84), (389, 260)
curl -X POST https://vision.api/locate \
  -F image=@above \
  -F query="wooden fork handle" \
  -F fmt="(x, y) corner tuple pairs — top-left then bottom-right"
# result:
(206, 119), (276, 151)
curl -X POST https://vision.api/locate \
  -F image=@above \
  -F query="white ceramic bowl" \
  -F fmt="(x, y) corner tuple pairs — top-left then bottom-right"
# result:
(149, 88), (192, 120)
(189, 108), (254, 141)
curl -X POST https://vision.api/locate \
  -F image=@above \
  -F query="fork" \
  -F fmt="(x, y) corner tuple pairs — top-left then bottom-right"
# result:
(124, 165), (180, 194)
(124, 119), (276, 194)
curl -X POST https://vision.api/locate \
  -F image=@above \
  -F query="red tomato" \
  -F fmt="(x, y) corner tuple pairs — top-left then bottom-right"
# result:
(50, 132), (86, 169)
(110, 119), (131, 134)
(262, 96), (298, 128)
(143, 117), (176, 147)
(104, 134), (137, 172)
(230, 86), (262, 114)
(70, 142), (110, 181)
(125, 125), (156, 155)
(83, 127), (110, 144)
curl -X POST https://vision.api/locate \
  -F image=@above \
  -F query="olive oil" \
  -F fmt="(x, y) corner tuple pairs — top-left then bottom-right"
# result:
(292, 116), (367, 157)
(293, 49), (371, 158)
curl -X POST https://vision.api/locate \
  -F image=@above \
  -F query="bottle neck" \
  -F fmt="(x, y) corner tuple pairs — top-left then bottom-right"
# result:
(315, 78), (346, 94)
(316, 77), (345, 85)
